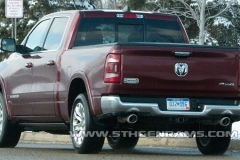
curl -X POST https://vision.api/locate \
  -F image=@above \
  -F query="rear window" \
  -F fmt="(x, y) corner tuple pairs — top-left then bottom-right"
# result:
(74, 18), (184, 46)
(146, 20), (184, 43)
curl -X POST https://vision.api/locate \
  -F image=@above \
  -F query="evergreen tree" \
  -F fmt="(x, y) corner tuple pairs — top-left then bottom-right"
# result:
(1, 0), (240, 47)
(142, 0), (240, 46)
(209, 3), (240, 46)
(127, 0), (146, 10)
(0, 0), (95, 43)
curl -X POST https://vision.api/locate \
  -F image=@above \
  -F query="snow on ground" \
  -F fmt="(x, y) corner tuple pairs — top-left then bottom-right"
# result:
(232, 121), (240, 140)
(150, 121), (240, 140)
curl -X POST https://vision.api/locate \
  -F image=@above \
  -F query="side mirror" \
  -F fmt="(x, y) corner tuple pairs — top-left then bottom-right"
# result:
(0, 38), (16, 52)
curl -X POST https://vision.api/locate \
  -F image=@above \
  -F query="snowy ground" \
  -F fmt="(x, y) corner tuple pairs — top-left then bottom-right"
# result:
(149, 121), (240, 140)
(232, 121), (240, 140)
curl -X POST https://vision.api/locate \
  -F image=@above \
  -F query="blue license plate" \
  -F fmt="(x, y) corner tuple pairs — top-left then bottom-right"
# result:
(166, 98), (190, 110)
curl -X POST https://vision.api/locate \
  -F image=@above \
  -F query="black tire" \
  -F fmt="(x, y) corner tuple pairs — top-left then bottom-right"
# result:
(196, 125), (231, 155)
(107, 132), (139, 149)
(0, 93), (21, 148)
(70, 94), (105, 154)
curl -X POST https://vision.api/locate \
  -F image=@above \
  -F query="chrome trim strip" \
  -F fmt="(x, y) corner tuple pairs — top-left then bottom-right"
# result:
(101, 96), (240, 116)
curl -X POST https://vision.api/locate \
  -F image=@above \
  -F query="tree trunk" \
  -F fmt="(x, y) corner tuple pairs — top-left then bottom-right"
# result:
(199, 0), (206, 45)
(95, 0), (103, 9)
(99, 0), (103, 9)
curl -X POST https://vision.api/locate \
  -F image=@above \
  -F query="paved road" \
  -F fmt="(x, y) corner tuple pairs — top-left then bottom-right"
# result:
(0, 142), (239, 160)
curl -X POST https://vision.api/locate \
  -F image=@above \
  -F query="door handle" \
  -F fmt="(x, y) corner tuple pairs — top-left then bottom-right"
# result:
(175, 52), (191, 57)
(47, 60), (55, 66)
(25, 62), (33, 68)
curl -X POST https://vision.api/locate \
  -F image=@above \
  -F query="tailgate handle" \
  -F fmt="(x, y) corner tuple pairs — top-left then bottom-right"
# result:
(175, 52), (190, 57)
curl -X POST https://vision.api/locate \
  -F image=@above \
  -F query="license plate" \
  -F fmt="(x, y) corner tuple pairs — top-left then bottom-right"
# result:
(166, 98), (190, 110)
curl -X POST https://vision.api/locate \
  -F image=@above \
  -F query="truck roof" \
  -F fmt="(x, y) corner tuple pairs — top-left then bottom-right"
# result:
(44, 9), (178, 21)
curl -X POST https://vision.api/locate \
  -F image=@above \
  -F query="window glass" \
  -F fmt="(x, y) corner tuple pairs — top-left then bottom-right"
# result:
(146, 20), (184, 43)
(74, 18), (185, 47)
(118, 24), (143, 42)
(75, 18), (115, 46)
(44, 17), (69, 50)
(25, 19), (50, 53)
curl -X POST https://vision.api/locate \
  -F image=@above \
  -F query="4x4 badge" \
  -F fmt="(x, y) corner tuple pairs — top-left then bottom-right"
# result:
(175, 63), (188, 77)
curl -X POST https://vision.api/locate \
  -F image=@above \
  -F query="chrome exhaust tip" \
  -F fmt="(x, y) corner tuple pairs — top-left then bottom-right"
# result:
(219, 117), (231, 126)
(117, 114), (138, 124)
(126, 114), (138, 124)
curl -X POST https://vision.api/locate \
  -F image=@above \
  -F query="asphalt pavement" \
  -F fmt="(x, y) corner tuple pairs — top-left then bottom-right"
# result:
(0, 143), (238, 160)
(19, 132), (240, 150)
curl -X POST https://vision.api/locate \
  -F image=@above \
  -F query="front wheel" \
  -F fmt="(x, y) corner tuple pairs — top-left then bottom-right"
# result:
(196, 125), (231, 155)
(0, 93), (21, 148)
(70, 94), (105, 154)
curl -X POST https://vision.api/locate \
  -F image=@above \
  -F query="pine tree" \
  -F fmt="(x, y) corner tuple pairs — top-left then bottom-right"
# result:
(209, 3), (240, 46)
(132, 0), (240, 46)
(127, 0), (146, 10)
(0, 0), (95, 43)
(1, 0), (240, 47)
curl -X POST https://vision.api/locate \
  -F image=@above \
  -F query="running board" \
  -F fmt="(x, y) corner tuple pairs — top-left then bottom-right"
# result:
(18, 123), (69, 131)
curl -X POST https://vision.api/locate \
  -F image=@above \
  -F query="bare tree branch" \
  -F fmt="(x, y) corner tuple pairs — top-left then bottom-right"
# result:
(146, 0), (233, 44)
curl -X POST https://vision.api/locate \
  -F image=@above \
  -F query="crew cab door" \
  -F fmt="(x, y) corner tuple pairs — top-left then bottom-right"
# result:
(6, 54), (34, 116)
(7, 19), (51, 116)
(30, 17), (69, 116)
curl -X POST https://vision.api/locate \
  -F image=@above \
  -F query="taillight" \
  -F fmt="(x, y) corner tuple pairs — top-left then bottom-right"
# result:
(104, 53), (121, 83)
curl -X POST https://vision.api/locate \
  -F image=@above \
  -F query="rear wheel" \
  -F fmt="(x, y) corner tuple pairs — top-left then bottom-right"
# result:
(0, 93), (21, 148)
(196, 125), (231, 155)
(70, 94), (105, 154)
(107, 132), (139, 149)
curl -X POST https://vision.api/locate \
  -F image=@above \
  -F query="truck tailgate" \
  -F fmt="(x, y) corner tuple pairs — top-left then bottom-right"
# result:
(120, 43), (239, 98)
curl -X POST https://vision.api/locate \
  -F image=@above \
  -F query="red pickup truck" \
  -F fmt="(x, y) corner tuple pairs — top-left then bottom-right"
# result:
(0, 7), (239, 155)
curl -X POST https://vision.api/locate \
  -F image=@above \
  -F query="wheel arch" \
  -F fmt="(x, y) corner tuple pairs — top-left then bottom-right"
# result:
(67, 72), (95, 119)
(0, 76), (11, 120)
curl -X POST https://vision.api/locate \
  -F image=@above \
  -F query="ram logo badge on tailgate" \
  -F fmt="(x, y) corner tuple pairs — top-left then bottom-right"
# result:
(175, 63), (188, 77)
(124, 78), (139, 84)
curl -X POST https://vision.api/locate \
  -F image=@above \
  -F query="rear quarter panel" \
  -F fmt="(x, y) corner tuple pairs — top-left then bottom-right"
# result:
(59, 45), (116, 118)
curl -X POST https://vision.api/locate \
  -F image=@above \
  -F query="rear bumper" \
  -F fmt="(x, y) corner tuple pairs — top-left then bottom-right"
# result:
(100, 96), (240, 119)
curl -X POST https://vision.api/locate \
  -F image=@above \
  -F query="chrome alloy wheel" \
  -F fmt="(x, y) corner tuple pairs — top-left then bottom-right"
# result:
(72, 102), (86, 146)
(0, 104), (3, 135)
